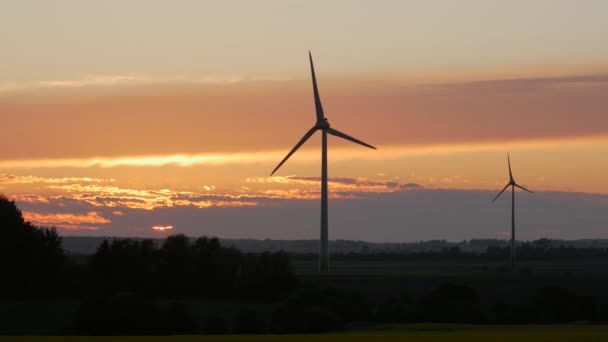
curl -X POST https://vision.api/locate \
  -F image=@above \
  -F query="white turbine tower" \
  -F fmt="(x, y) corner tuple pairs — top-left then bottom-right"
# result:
(271, 52), (376, 273)
(491, 153), (533, 270)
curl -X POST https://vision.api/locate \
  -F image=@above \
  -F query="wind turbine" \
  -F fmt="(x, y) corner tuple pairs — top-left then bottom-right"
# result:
(491, 153), (533, 270)
(271, 52), (376, 273)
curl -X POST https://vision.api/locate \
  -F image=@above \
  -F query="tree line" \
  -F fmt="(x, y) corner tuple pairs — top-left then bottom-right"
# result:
(0, 195), (296, 301)
(290, 241), (608, 262)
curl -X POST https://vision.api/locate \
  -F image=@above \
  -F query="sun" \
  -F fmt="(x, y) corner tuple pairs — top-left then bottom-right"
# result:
(152, 225), (174, 232)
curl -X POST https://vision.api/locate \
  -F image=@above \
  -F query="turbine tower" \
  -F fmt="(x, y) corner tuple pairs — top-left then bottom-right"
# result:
(491, 153), (533, 270)
(271, 52), (376, 273)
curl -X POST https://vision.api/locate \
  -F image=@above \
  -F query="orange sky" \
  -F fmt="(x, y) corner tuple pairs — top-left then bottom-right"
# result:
(2, 73), (608, 157)
(2, 72), (608, 236)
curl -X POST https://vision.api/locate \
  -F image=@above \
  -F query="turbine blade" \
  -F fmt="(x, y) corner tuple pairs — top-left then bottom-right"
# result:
(327, 127), (376, 149)
(491, 184), (510, 203)
(309, 51), (324, 122)
(507, 152), (513, 181)
(514, 183), (534, 193)
(270, 126), (318, 176)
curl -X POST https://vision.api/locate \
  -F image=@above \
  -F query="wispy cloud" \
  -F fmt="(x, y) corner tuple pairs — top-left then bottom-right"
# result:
(8, 173), (424, 231)
(0, 174), (114, 185)
(0, 74), (291, 94)
(17, 187), (608, 240)
(246, 175), (401, 193)
(45, 183), (260, 211)
(414, 74), (608, 92)
(23, 211), (109, 228)
(9, 169), (608, 239)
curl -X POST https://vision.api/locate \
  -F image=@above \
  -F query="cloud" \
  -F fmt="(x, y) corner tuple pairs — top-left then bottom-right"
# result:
(6, 170), (608, 238)
(245, 175), (408, 199)
(23, 211), (109, 228)
(24, 187), (607, 241)
(0, 74), (291, 94)
(9, 174), (420, 230)
(289, 176), (400, 189)
(418, 74), (608, 92)
(40, 183), (261, 211)
(400, 183), (424, 190)
(0, 174), (114, 185)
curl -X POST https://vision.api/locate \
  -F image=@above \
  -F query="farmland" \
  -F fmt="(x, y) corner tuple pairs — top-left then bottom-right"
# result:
(1, 325), (608, 341)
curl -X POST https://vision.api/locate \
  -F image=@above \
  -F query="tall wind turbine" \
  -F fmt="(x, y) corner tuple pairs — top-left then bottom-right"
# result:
(491, 153), (533, 270)
(271, 52), (376, 273)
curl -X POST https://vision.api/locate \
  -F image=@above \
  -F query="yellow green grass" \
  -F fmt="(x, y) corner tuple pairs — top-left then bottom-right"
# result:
(1, 324), (608, 341)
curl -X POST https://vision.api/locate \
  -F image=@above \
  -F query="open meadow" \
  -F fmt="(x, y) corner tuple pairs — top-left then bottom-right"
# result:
(2, 258), (608, 335)
(1, 325), (608, 341)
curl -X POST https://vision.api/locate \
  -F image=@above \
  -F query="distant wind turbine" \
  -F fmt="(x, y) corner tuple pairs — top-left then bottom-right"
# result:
(491, 153), (533, 270)
(271, 52), (376, 273)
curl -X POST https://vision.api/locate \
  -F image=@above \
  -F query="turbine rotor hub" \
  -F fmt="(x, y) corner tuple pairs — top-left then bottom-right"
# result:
(316, 119), (330, 130)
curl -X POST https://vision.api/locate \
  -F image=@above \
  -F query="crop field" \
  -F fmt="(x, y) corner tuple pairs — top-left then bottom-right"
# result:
(293, 259), (608, 304)
(292, 259), (608, 277)
(1, 325), (608, 341)
(3, 260), (608, 336)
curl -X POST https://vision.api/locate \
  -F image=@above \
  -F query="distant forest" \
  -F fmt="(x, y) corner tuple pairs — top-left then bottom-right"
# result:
(63, 235), (608, 260)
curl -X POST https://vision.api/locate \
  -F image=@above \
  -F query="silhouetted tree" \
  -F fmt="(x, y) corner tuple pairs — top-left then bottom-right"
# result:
(239, 251), (297, 300)
(158, 234), (196, 296)
(89, 238), (158, 295)
(192, 236), (241, 298)
(0, 195), (66, 298)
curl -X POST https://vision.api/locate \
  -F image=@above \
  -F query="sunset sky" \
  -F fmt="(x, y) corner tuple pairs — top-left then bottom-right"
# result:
(2, 1), (608, 241)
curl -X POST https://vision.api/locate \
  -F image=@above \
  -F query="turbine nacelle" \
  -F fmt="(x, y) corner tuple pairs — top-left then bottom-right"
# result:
(316, 118), (330, 130)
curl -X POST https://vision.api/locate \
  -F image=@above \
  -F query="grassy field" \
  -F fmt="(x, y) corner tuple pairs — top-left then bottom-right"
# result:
(0, 300), (276, 335)
(293, 259), (608, 305)
(1, 325), (608, 341)
(3, 260), (608, 335)
(292, 259), (608, 277)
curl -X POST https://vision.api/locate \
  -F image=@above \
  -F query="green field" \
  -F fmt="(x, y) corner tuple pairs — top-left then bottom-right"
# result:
(1, 325), (608, 341)
(3, 260), (608, 336)
(292, 259), (608, 276)
(293, 259), (608, 305)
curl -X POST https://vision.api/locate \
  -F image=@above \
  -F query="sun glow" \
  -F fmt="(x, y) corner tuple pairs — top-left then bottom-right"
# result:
(152, 225), (174, 231)
(2, 136), (608, 170)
